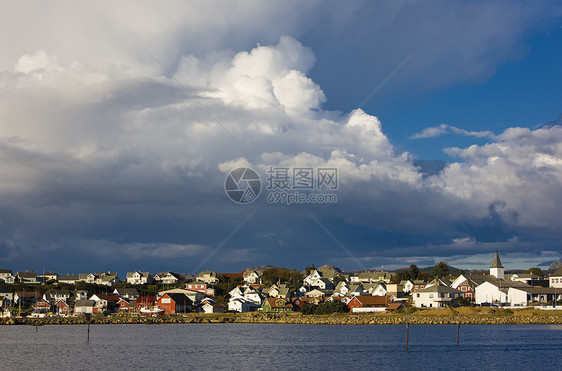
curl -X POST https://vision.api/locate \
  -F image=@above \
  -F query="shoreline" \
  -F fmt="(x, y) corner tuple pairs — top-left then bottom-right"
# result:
(3, 308), (562, 326)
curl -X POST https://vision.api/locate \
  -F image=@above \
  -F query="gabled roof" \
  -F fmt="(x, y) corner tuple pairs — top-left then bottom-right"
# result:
(550, 267), (562, 277)
(160, 293), (193, 305)
(114, 288), (139, 296)
(198, 270), (217, 277)
(75, 300), (95, 307)
(17, 271), (37, 278)
(490, 251), (504, 268)
(416, 283), (462, 294)
(263, 297), (292, 309)
(58, 275), (79, 281)
(17, 292), (40, 298)
(351, 295), (391, 307)
(126, 271), (150, 278)
(0, 269), (13, 274)
(92, 294), (120, 302)
(385, 303), (405, 311)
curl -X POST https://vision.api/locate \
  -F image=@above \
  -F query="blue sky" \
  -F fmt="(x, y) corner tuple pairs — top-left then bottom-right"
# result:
(1, 1), (562, 276)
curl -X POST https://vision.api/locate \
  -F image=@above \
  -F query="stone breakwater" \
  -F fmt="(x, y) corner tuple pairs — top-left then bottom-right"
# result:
(2, 308), (562, 326)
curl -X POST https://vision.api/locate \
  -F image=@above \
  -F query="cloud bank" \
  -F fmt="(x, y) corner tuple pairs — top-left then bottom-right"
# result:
(0, 1), (561, 273)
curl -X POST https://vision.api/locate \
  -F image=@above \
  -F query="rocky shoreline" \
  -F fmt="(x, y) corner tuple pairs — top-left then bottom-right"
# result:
(2, 308), (562, 326)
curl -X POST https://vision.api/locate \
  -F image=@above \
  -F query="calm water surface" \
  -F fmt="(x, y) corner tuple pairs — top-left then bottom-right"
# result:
(1, 323), (560, 370)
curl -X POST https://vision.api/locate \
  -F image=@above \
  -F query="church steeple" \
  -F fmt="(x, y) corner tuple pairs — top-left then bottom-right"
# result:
(490, 250), (503, 269)
(490, 250), (505, 279)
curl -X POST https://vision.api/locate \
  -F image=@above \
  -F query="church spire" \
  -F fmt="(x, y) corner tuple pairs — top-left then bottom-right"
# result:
(490, 250), (505, 279)
(490, 250), (504, 269)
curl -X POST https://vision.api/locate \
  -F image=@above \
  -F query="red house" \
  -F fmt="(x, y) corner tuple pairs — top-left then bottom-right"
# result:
(156, 293), (192, 315)
(33, 299), (51, 315)
(455, 279), (476, 301)
(116, 298), (130, 312)
(185, 282), (215, 297)
(348, 295), (392, 311)
(54, 299), (70, 315)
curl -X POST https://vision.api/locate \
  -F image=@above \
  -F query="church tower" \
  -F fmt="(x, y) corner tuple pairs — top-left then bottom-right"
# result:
(490, 250), (504, 279)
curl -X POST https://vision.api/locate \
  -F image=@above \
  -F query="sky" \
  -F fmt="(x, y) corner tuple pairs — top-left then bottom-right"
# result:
(1, 1), (562, 276)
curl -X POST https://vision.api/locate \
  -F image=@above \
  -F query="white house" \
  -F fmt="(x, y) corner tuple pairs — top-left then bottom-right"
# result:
(413, 284), (462, 308)
(242, 269), (261, 284)
(126, 271), (153, 285)
(197, 270), (218, 284)
(474, 280), (531, 305)
(303, 270), (334, 289)
(372, 284), (387, 297)
(228, 298), (254, 312)
(201, 302), (225, 313)
(74, 300), (95, 314)
(549, 267), (562, 288)
(159, 272), (180, 285)
(268, 284), (290, 298)
(349, 271), (392, 284)
(508, 286), (560, 307)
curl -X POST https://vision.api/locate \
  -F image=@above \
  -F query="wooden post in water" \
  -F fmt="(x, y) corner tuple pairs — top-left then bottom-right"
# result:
(406, 309), (409, 351)
(87, 323), (90, 342)
(457, 312), (460, 345)
(35, 321), (38, 333)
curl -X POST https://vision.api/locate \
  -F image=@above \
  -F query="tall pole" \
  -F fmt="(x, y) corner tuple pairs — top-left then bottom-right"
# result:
(457, 312), (460, 345)
(406, 308), (409, 351)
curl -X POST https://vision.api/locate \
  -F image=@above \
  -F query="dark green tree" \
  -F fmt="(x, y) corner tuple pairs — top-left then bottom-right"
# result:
(304, 264), (316, 276)
(407, 264), (420, 280)
(432, 262), (450, 278)
(527, 267), (543, 277)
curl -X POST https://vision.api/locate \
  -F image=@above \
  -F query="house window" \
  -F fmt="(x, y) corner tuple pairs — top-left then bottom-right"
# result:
(429, 294), (433, 298)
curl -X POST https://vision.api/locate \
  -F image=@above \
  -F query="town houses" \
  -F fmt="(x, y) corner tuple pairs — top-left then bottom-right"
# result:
(0, 254), (561, 318)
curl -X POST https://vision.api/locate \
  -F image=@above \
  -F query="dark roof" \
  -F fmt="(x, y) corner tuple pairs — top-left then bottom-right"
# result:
(385, 303), (405, 311)
(509, 286), (559, 294)
(0, 269), (13, 274)
(263, 297), (293, 309)
(17, 271), (37, 278)
(490, 251), (504, 268)
(75, 300), (95, 307)
(351, 295), (392, 307)
(58, 275), (79, 280)
(93, 294), (120, 301)
(114, 288), (139, 296)
(161, 293), (192, 305)
(550, 267), (562, 277)
(17, 292), (40, 298)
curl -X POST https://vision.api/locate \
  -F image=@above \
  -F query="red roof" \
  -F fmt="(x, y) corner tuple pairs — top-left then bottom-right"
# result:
(350, 295), (392, 307)
(218, 273), (243, 278)
(385, 303), (404, 311)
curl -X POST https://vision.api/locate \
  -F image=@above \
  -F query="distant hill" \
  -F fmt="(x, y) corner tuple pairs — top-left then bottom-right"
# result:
(241, 265), (277, 273)
(549, 260), (562, 271)
(317, 264), (342, 273)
